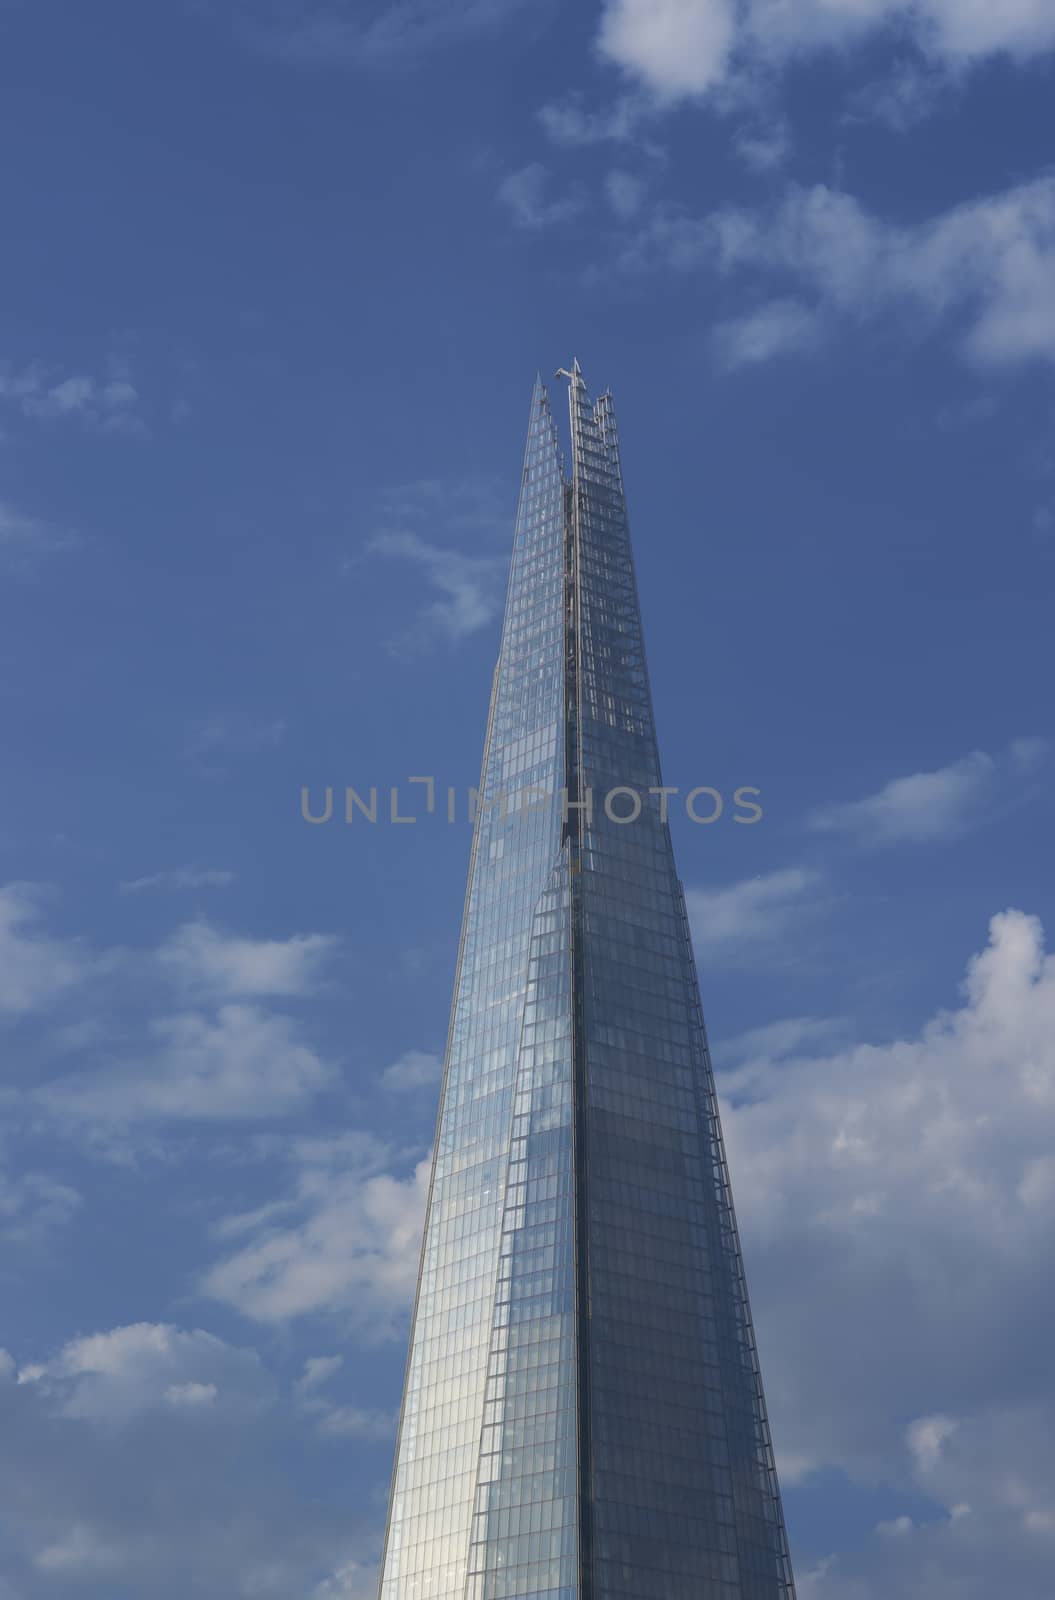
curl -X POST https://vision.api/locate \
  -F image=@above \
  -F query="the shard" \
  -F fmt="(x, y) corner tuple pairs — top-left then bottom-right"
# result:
(378, 364), (796, 1600)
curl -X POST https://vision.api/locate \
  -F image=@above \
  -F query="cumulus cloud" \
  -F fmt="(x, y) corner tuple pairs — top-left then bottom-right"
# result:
(157, 919), (338, 998)
(17, 1323), (274, 1426)
(809, 738), (1050, 844)
(202, 1139), (429, 1328)
(720, 906), (1055, 1557)
(630, 176), (1055, 369)
(598, 0), (738, 101)
(0, 1329), (378, 1598)
(1, 902), (340, 1128)
(42, 1002), (334, 1123)
(595, 0), (1055, 102)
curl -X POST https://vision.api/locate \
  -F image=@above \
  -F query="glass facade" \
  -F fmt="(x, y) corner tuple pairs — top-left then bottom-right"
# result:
(378, 366), (796, 1600)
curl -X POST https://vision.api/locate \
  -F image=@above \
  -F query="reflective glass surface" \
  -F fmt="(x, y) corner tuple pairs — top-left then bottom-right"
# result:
(378, 369), (796, 1600)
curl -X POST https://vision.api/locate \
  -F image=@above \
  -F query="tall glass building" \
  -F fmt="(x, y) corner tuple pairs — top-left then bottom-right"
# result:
(378, 364), (796, 1600)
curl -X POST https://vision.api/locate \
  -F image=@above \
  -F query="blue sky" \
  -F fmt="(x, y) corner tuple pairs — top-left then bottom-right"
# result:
(2, 1), (1054, 1595)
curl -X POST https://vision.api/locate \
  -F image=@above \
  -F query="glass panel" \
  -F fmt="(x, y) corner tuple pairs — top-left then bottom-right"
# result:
(377, 368), (796, 1600)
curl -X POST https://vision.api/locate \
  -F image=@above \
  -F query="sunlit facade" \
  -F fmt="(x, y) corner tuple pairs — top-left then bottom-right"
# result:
(378, 364), (796, 1600)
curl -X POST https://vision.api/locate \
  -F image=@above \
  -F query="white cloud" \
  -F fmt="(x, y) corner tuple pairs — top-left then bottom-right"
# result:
(809, 739), (1049, 844)
(380, 1049), (442, 1092)
(296, 1354), (344, 1393)
(185, 713), (288, 767)
(314, 1404), (394, 1439)
(0, 358), (144, 436)
(598, 0), (738, 102)
(733, 119), (793, 172)
(313, 1561), (379, 1600)
(595, 0), (1055, 102)
(538, 93), (651, 147)
(496, 162), (586, 230)
(202, 1140), (429, 1328)
(18, 1323), (274, 1426)
(120, 867), (237, 894)
(720, 908), (1055, 1525)
(845, 60), (951, 130)
(712, 298), (821, 369)
(0, 884), (87, 1015)
(42, 1002), (333, 1122)
(157, 919), (338, 997)
(908, 1413), (958, 1472)
(0, 501), (81, 573)
(686, 866), (822, 959)
(0, 1165), (81, 1242)
(33, 1523), (136, 1578)
(662, 176), (1055, 369)
(376, 475), (507, 533)
(0, 1330), (378, 1599)
(365, 529), (503, 653)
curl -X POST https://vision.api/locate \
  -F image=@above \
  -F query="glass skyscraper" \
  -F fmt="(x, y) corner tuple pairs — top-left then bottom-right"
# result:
(378, 364), (796, 1600)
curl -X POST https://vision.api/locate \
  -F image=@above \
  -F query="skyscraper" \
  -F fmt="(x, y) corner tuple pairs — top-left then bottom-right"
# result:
(378, 364), (796, 1600)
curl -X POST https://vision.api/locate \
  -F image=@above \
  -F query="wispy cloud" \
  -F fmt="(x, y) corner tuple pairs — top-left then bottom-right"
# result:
(184, 713), (288, 771)
(313, 1561), (380, 1600)
(364, 529), (503, 656)
(225, 0), (536, 67)
(119, 867), (237, 894)
(157, 919), (338, 998)
(733, 118), (793, 173)
(686, 866), (824, 962)
(0, 884), (89, 1016)
(5, 904), (340, 1127)
(41, 1003), (335, 1124)
(845, 60), (952, 131)
(380, 1049), (442, 1092)
(712, 298), (821, 370)
(496, 163), (586, 230)
(375, 476), (508, 534)
(625, 176), (1055, 371)
(0, 1164), (82, 1245)
(202, 1139), (429, 1329)
(17, 1323), (274, 1426)
(0, 500), (81, 575)
(537, 93), (653, 148)
(0, 359), (145, 436)
(604, 169), (647, 219)
(809, 739), (1050, 846)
